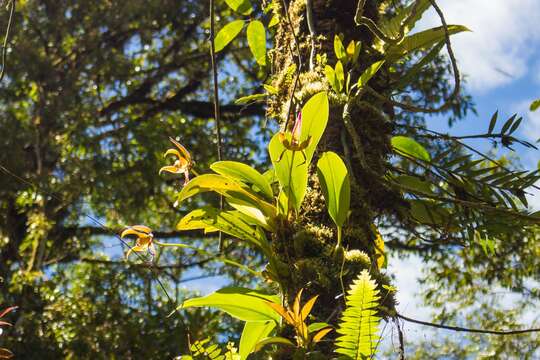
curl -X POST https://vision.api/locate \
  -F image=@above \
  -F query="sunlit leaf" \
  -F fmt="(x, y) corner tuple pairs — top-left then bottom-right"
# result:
(391, 136), (431, 162)
(224, 0), (253, 15)
(239, 321), (275, 360)
(357, 60), (384, 89)
(211, 161), (273, 200)
(317, 152), (350, 244)
(247, 20), (267, 66)
(215, 20), (245, 52)
(177, 287), (280, 322)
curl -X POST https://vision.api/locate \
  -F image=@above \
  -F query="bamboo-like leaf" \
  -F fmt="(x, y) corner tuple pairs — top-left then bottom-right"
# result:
(178, 287), (280, 322)
(396, 42), (444, 89)
(386, 25), (470, 62)
(335, 270), (381, 359)
(391, 136), (430, 162)
(255, 337), (295, 352)
(313, 327), (333, 343)
(488, 111), (498, 134)
(247, 20), (267, 66)
(215, 20), (245, 52)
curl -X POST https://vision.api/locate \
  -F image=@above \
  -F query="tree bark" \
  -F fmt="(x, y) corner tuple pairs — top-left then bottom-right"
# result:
(269, 0), (401, 357)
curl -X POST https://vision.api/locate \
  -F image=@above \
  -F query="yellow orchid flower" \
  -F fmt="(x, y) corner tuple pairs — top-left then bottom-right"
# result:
(120, 225), (155, 259)
(159, 137), (193, 184)
(277, 112), (312, 163)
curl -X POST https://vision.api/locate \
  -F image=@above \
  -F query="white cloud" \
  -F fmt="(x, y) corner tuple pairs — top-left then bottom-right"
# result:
(420, 0), (540, 93)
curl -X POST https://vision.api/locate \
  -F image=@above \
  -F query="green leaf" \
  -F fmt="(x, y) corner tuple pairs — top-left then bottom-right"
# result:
(268, 15), (280, 28)
(325, 65), (339, 93)
(335, 61), (345, 92)
(224, 0), (253, 15)
(177, 207), (271, 254)
(308, 322), (331, 333)
(235, 93), (266, 104)
(211, 161), (273, 200)
(177, 174), (275, 219)
(268, 134), (308, 214)
(317, 152), (350, 238)
(215, 20), (245, 53)
(247, 20), (267, 66)
(409, 200), (450, 225)
(300, 92), (330, 161)
(391, 136), (431, 162)
(269, 92), (329, 213)
(357, 60), (385, 89)
(334, 35), (347, 62)
(239, 321), (276, 360)
(488, 111), (498, 134)
(531, 99), (540, 112)
(178, 287), (280, 322)
(386, 25), (470, 62)
(380, 0), (431, 39)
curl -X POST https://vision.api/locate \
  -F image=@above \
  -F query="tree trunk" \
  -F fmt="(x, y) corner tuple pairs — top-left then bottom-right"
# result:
(269, 0), (400, 357)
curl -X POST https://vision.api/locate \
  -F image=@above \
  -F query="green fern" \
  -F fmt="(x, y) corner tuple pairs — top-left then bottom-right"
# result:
(335, 269), (381, 359)
(181, 338), (240, 360)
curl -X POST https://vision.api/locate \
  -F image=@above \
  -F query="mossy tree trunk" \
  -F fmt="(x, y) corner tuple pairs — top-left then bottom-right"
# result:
(268, 0), (401, 357)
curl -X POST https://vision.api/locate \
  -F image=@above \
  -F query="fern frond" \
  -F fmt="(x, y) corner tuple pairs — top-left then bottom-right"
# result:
(335, 269), (381, 359)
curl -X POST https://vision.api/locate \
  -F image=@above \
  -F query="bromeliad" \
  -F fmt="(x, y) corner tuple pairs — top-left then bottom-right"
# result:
(120, 225), (155, 259)
(277, 112), (312, 164)
(159, 137), (193, 184)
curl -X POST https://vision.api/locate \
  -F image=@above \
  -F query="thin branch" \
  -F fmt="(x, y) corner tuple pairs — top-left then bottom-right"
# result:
(398, 313), (540, 335)
(0, 0), (14, 83)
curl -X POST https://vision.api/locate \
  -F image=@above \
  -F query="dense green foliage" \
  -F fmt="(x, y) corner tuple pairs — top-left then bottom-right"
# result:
(0, 0), (538, 358)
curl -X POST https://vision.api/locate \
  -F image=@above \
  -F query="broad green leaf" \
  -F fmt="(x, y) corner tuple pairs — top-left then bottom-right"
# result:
(334, 35), (347, 62)
(224, 0), (253, 15)
(247, 20), (266, 66)
(178, 287), (280, 322)
(239, 321), (275, 360)
(325, 65), (339, 93)
(215, 20), (245, 52)
(335, 61), (345, 92)
(300, 92), (330, 161)
(269, 134), (308, 214)
(177, 174), (275, 219)
(317, 152), (350, 231)
(386, 25), (470, 62)
(391, 136), (431, 162)
(269, 92), (329, 213)
(177, 206), (271, 255)
(357, 60), (384, 89)
(211, 161), (273, 200)
(530, 99), (540, 112)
